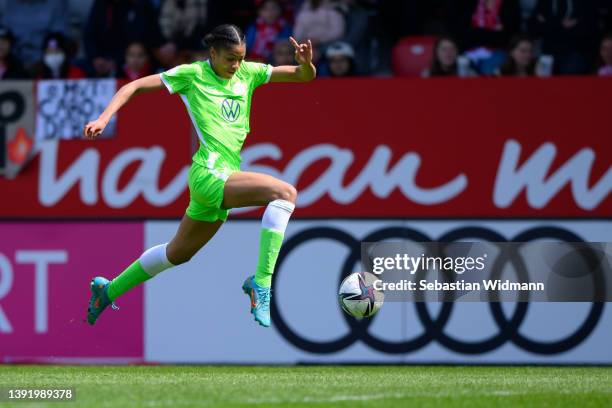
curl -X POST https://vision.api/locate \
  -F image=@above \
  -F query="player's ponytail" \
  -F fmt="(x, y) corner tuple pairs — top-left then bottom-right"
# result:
(203, 24), (245, 51)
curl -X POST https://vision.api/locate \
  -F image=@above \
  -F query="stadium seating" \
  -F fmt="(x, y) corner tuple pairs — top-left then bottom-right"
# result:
(392, 36), (437, 77)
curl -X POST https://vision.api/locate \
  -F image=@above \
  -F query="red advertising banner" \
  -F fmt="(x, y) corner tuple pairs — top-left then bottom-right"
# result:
(0, 78), (610, 218)
(0, 222), (143, 362)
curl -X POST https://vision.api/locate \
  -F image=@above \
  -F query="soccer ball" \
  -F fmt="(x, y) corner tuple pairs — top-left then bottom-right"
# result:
(338, 272), (384, 318)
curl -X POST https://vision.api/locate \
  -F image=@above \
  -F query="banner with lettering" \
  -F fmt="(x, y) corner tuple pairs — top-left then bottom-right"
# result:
(0, 78), (609, 218)
(35, 79), (117, 141)
(0, 222), (144, 362)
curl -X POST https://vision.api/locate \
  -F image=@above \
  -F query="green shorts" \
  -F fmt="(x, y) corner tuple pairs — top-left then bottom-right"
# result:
(186, 161), (236, 222)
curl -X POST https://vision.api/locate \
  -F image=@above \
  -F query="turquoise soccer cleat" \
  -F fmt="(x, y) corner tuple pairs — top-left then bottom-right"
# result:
(87, 277), (118, 325)
(242, 276), (272, 327)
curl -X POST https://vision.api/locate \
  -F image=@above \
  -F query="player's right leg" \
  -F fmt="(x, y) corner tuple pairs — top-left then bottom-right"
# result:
(87, 216), (223, 325)
(222, 171), (297, 327)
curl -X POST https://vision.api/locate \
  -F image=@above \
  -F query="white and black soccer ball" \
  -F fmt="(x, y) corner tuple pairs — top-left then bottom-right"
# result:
(338, 272), (384, 318)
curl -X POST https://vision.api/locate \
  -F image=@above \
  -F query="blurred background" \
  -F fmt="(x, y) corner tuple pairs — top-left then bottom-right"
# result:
(1, 0), (612, 80)
(0, 0), (610, 366)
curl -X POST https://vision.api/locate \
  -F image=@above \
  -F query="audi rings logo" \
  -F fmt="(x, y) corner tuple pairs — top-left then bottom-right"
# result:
(271, 226), (605, 355)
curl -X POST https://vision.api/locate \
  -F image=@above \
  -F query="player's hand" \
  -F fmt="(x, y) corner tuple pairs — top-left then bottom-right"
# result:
(289, 37), (313, 66)
(84, 118), (107, 140)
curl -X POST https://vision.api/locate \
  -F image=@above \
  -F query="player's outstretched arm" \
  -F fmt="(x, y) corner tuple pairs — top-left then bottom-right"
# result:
(270, 37), (316, 83)
(83, 74), (164, 139)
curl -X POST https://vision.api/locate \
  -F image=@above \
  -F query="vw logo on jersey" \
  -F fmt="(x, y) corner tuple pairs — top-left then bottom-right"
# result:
(221, 99), (240, 122)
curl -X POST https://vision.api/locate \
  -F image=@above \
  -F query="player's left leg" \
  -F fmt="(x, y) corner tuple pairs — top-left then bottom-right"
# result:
(88, 160), (228, 325)
(87, 216), (223, 325)
(222, 171), (297, 327)
(108, 215), (224, 300)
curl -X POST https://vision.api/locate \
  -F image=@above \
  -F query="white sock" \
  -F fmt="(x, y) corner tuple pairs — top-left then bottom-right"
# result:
(139, 243), (175, 277)
(262, 199), (295, 233)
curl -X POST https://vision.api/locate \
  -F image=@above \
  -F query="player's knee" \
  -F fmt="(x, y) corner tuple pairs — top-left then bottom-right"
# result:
(272, 183), (297, 203)
(166, 247), (194, 266)
(285, 184), (298, 203)
(168, 254), (191, 265)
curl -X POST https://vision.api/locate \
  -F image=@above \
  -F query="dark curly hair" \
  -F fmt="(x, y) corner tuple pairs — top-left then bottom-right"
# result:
(203, 24), (245, 51)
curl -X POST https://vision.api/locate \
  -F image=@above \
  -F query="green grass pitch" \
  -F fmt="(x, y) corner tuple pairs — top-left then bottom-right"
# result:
(0, 365), (610, 407)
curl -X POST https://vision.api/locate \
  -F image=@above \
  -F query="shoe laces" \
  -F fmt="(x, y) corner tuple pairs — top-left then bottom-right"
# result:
(255, 286), (271, 311)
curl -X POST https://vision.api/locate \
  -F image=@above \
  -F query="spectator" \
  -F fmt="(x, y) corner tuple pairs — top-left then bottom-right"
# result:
(246, 0), (292, 62)
(66, 0), (96, 63)
(84, 0), (164, 77)
(272, 38), (296, 65)
(336, 0), (373, 75)
(118, 41), (152, 80)
(529, 0), (600, 74)
(159, 0), (208, 50)
(1, 0), (68, 69)
(0, 27), (28, 79)
(597, 33), (612, 76)
(293, 0), (345, 46)
(447, 0), (521, 50)
(325, 41), (356, 77)
(498, 34), (537, 75)
(34, 32), (85, 79)
(423, 36), (478, 77)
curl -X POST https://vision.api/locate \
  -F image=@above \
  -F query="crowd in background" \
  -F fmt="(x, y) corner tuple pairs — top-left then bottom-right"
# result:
(0, 0), (611, 80)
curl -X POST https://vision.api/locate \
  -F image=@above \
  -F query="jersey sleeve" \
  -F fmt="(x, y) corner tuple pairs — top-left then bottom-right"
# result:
(160, 63), (199, 95)
(242, 61), (273, 90)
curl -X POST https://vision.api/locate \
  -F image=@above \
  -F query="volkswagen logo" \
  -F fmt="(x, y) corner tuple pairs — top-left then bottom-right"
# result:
(221, 99), (240, 122)
(271, 226), (604, 355)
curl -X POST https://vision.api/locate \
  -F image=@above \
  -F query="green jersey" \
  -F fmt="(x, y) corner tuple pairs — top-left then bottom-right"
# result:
(160, 60), (272, 171)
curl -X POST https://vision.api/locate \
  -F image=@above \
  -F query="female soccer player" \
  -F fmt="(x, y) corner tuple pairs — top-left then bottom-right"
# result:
(84, 24), (315, 327)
